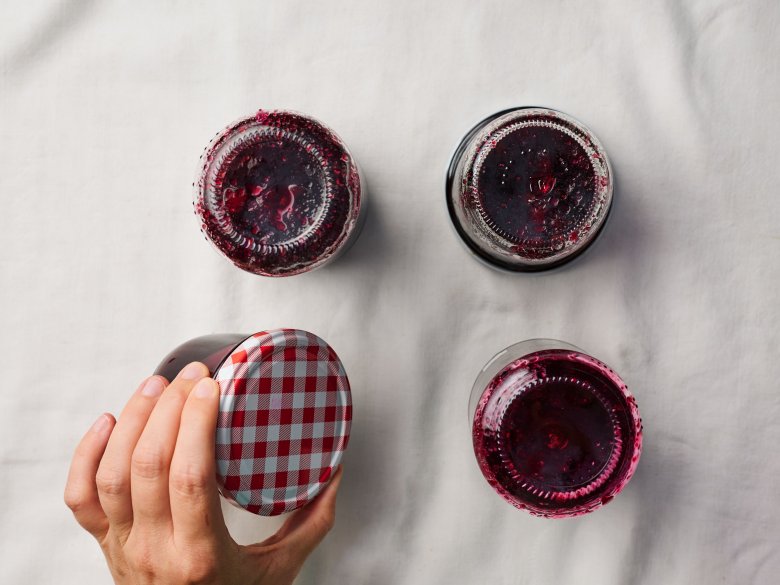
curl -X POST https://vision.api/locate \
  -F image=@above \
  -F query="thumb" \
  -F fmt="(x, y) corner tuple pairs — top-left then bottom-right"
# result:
(254, 466), (343, 556)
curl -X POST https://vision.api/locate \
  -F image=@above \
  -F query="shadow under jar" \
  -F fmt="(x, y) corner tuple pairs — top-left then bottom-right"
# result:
(194, 109), (366, 276)
(469, 339), (642, 517)
(155, 329), (352, 516)
(447, 107), (613, 272)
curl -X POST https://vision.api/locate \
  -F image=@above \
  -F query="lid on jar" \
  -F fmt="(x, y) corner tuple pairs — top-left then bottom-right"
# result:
(194, 110), (363, 277)
(214, 329), (351, 515)
(447, 107), (613, 272)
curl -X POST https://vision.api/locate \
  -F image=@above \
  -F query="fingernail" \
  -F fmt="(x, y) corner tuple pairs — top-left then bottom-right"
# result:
(193, 378), (216, 398)
(91, 414), (111, 434)
(141, 376), (164, 397)
(180, 362), (207, 381)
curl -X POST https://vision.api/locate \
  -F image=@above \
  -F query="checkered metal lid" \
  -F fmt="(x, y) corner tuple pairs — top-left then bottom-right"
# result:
(213, 329), (351, 515)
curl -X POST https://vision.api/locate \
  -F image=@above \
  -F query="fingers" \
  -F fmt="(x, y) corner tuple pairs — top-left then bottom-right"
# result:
(169, 377), (228, 545)
(65, 413), (116, 540)
(130, 362), (209, 536)
(95, 376), (166, 542)
(265, 466), (343, 557)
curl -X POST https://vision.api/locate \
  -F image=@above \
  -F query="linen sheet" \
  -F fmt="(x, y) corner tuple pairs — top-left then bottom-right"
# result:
(1, 1), (778, 583)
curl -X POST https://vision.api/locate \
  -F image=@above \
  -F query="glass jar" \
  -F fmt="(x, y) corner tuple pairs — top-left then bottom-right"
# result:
(447, 107), (613, 272)
(469, 339), (642, 517)
(194, 109), (366, 276)
(155, 329), (352, 516)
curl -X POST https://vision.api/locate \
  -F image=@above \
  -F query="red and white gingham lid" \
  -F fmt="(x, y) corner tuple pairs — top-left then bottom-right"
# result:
(213, 329), (351, 515)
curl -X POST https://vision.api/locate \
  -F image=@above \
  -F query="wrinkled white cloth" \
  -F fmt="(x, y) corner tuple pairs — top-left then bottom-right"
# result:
(1, 1), (779, 583)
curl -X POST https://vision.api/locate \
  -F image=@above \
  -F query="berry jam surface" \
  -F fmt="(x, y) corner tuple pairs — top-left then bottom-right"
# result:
(221, 142), (325, 245)
(477, 125), (595, 251)
(472, 350), (641, 517)
(195, 110), (363, 276)
(451, 108), (612, 271)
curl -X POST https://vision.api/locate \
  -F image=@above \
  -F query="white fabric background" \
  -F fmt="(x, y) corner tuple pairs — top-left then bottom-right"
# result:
(1, 1), (779, 583)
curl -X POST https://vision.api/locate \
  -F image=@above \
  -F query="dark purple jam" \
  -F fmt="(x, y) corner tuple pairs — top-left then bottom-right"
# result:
(476, 124), (596, 256)
(195, 110), (363, 276)
(473, 350), (642, 517)
(448, 108), (612, 271)
(500, 377), (616, 490)
(221, 141), (324, 242)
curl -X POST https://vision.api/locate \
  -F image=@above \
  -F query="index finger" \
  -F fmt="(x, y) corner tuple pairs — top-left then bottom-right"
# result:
(64, 413), (116, 539)
(169, 377), (228, 545)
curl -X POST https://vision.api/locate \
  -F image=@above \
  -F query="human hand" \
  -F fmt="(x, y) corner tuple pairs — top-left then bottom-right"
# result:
(64, 362), (342, 585)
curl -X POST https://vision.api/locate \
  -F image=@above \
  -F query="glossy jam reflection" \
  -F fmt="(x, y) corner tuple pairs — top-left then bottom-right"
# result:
(473, 350), (641, 517)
